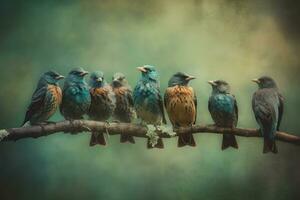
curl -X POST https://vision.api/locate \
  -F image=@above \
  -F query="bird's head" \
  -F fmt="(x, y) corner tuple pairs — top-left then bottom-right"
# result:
(252, 76), (277, 89)
(168, 72), (196, 87)
(42, 71), (64, 85)
(208, 80), (230, 94)
(137, 65), (158, 82)
(112, 72), (128, 88)
(67, 67), (89, 83)
(89, 71), (106, 88)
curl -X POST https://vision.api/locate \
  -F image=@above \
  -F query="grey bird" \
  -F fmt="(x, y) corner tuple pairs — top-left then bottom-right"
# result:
(111, 72), (136, 144)
(252, 76), (284, 154)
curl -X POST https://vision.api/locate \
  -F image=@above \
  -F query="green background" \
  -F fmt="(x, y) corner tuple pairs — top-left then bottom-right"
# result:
(1, 0), (300, 199)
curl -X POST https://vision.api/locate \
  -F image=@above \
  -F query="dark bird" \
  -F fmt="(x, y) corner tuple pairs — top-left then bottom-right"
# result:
(133, 65), (166, 148)
(252, 76), (284, 154)
(208, 80), (238, 150)
(88, 71), (115, 146)
(164, 72), (197, 147)
(112, 72), (135, 144)
(60, 67), (91, 121)
(22, 71), (64, 126)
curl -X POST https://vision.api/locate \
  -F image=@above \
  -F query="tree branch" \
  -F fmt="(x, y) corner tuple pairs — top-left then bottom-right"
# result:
(0, 120), (299, 146)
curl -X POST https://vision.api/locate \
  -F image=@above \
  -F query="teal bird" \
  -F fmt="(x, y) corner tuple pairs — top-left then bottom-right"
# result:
(22, 71), (64, 126)
(133, 65), (166, 148)
(60, 68), (91, 121)
(164, 72), (197, 147)
(112, 72), (136, 144)
(88, 71), (115, 146)
(208, 80), (238, 150)
(252, 76), (284, 154)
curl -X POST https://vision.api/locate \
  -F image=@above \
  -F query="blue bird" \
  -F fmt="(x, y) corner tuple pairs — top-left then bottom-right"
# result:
(112, 72), (136, 144)
(164, 72), (197, 147)
(208, 80), (238, 150)
(88, 71), (115, 146)
(133, 65), (166, 148)
(22, 71), (64, 126)
(252, 76), (284, 154)
(60, 68), (91, 121)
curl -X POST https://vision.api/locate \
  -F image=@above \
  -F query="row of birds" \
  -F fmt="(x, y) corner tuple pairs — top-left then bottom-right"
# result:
(22, 65), (284, 153)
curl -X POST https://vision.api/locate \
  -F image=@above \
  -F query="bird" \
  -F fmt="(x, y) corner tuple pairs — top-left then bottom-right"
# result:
(252, 76), (284, 154)
(88, 71), (115, 146)
(22, 71), (64, 126)
(208, 80), (239, 150)
(111, 72), (135, 144)
(60, 67), (91, 122)
(133, 65), (166, 148)
(164, 72), (197, 147)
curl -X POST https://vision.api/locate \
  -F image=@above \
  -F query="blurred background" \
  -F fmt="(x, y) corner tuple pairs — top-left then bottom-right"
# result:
(1, 0), (300, 199)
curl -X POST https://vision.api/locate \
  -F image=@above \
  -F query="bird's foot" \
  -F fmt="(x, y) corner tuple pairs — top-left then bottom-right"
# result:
(68, 119), (79, 134)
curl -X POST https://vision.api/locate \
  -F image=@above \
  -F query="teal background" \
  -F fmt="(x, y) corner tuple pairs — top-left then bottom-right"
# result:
(1, 0), (300, 199)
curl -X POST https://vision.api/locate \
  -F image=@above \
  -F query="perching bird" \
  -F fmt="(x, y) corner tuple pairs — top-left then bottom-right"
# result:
(252, 76), (284, 154)
(88, 71), (115, 146)
(112, 72), (135, 144)
(60, 67), (91, 121)
(22, 71), (64, 126)
(208, 80), (238, 150)
(164, 72), (197, 147)
(133, 65), (166, 148)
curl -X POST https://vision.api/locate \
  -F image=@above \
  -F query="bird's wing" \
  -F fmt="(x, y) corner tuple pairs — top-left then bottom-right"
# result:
(277, 93), (284, 130)
(23, 86), (47, 125)
(126, 88), (134, 107)
(158, 92), (167, 124)
(232, 95), (238, 126)
(193, 89), (197, 124)
(164, 88), (170, 108)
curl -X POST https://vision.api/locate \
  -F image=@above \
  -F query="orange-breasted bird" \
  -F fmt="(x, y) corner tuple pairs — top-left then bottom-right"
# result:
(88, 71), (115, 146)
(164, 72), (197, 147)
(22, 71), (64, 126)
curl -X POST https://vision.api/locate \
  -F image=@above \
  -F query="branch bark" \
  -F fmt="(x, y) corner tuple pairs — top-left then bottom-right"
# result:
(0, 120), (299, 146)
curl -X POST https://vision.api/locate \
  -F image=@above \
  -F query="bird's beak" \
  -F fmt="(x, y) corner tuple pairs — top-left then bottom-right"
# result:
(252, 79), (260, 84)
(96, 77), (103, 82)
(80, 70), (89, 76)
(55, 75), (65, 80)
(137, 66), (147, 73)
(208, 80), (217, 86)
(186, 76), (196, 81)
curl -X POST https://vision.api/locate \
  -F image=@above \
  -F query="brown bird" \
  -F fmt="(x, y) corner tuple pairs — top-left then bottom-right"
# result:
(88, 71), (115, 146)
(164, 72), (197, 147)
(111, 72), (136, 144)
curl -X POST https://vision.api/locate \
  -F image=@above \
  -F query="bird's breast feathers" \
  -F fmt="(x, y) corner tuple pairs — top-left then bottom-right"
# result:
(44, 85), (62, 119)
(91, 87), (110, 96)
(210, 94), (234, 113)
(47, 85), (62, 105)
(165, 86), (196, 126)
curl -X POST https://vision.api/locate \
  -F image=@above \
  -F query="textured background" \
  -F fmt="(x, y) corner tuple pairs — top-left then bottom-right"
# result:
(0, 0), (300, 199)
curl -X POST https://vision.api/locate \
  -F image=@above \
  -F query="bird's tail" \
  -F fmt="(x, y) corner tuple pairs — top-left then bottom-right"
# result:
(178, 133), (196, 147)
(222, 134), (238, 150)
(263, 138), (278, 154)
(147, 138), (164, 149)
(90, 131), (106, 146)
(120, 134), (135, 144)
